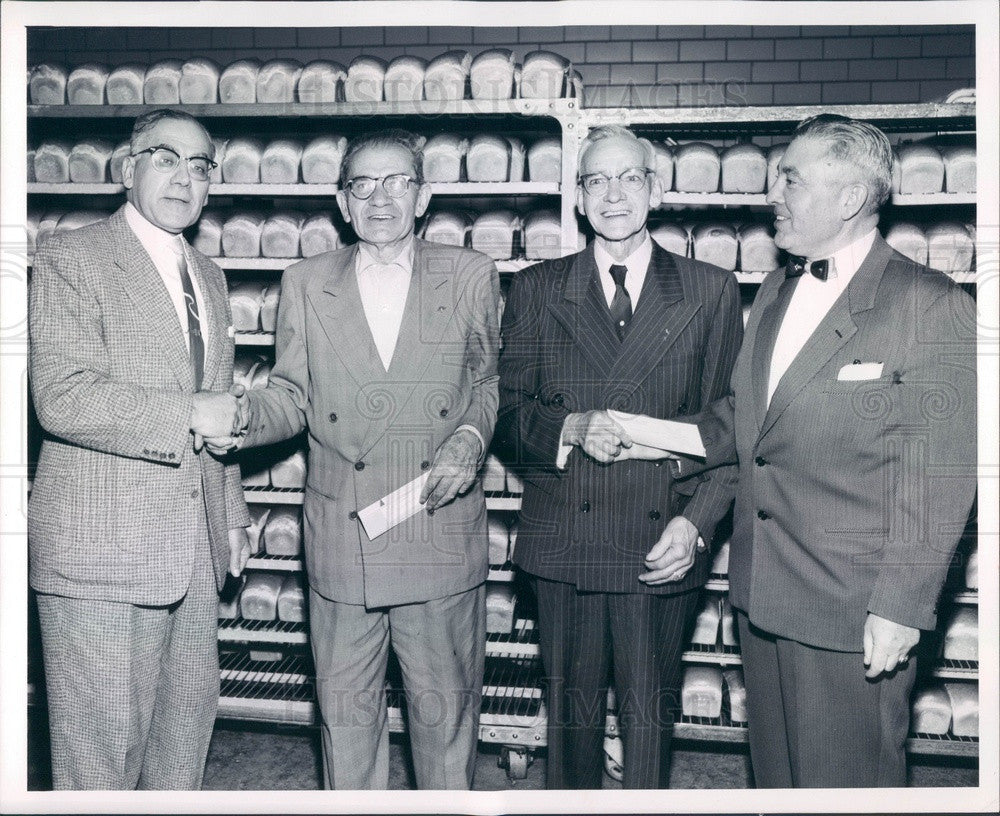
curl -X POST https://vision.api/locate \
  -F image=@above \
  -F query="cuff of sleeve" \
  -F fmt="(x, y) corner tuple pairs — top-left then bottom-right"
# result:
(555, 419), (573, 470)
(456, 424), (485, 460)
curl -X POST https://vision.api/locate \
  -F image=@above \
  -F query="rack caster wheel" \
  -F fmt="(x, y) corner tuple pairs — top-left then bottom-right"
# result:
(498, 745), (532, 780)
(603, 735), (624, 782)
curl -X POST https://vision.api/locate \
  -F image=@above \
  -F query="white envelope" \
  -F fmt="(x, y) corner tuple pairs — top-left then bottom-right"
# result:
(837, 362), (884, 381)
(606, 410), (706, 458)
(358, 473), (430, 540)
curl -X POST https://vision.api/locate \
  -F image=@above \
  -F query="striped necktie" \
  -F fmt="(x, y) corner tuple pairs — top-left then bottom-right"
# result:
(608, 263), (632, 341)
(174, 243), (205, 389)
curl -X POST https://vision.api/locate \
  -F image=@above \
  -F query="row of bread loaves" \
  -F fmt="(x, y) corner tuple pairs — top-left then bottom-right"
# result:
(885, 221), (975, 274)
(29, 51), (580, 105)
(232, 571), (306, 623)
(689, 595), (738, 648)
(424, 209), (584, 260)
(486, 511), (519, 566)
(192, 211), (343, 259)
(651, 221), (780, 273)
(480, 452), (523, 494)
(911, 682), (978, 737)
(27, 210), (110, 252)
(241, 448), (307, 490)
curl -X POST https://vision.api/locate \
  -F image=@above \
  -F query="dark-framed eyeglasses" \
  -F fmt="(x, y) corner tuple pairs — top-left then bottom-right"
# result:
(130, 146), (217, 181)
(344, 174), (418, 200)
(578, 167), (653, 197)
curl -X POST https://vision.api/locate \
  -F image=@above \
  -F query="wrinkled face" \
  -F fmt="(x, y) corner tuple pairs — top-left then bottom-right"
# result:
(767, 135), (853, 258)
(336, 144), (431, 249)
(121, 118), (213, 233)
(575, 135), (659, 244)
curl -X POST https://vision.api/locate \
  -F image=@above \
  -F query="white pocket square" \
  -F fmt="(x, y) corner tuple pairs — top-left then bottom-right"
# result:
(838, 362), (883, 381)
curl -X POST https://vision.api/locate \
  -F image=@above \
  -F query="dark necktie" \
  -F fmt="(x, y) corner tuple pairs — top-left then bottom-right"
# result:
(786, 255), (831, 281)
(608, 263), (632, 340)
(175, 245), (205, 389)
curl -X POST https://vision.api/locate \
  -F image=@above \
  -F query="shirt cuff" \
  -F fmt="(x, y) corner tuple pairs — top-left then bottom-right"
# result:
(555, 419), (574, 470)
(455, 424), (485, 459)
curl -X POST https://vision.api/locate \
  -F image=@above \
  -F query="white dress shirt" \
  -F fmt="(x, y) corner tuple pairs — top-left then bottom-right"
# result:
(767, 228), (878, 404)
(124, 202), (206, 354)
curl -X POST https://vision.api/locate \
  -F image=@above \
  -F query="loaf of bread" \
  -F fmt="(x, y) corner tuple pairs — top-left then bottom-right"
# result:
(36, 211), (67, 249)
(68, 139), (114, 183)
(723, 669), (747, 723)
(506, 470), (524, 494)
(208, 138), (227, 184)
(108, 140), (131, 184)
(520, 51), (569, 98)
(885, 222), (928, 266)
(424, 210), (469, 248)
(56, 211), (108, 234)
(222, 211), (266, 258)
(682, 666), (724, 718)
(651, 141), (674, 193)
(674, 143), (721, 193)
(965, 545), (978, 590)
(896, 143), (944, 195)
(261, 211), (304, 258)
(239, 572), (283, 621)
(739, 223), (779, 273)
(179, 58), (220, 104)
(720, 597), (737, 647)
(260, 284), (281, 332)
(911, 686), (952, 735)
(220, 59), (260, 103)
(297, 60), (346, 104)
(384, 56), (426, 103)
(650, 223), (689, 257)
(257, 59), (302, 103)
(228, 282), (265, 330)
(763, 144), (785, 193)
(944, 682), (978, 737)
(942, 606), (977, 661)
(471, 49), (517, 100)
(422, 134), (467, 183)
(691, 596), (721, 645)
(264, 506), (303, 557)
(926, 222), (974, 274)
(67, 64), (109, 105)
(941, 145), (976, 194)
(245, 505), (271, 554)
(486, 584), (516, 634)
(34, 140), (74, 183)
(467, 134), (511, 183)
(222, 137), (265, 184)
(344, 56), (387, 102)
(721, 143), (767, 193)
(711, 539), (730, 576)
(487, 513), (509, 566)
(240, 457), (271, 487)
(693, 223), (738, 271)
(143, 59), (183, 104)
(106, 64), (146, 104)
(260, 139), (303, 184)
(523, 210), (563, 260)
(27, 148), (36, 183)
(424, 51), (471, 101)
(271, 449), (307, 489)
(232, 353), (269, 391)
(301, 135), (348, 184)
(191, 211), (224, 257)
(218, 580), (242, 619)
(300, 212), (342, 256)
(481, 453), (506, 493)
(26, 210), (42, 253)
(278, 575), (307, 622)
(29, 63), (68, 104)
(471, 210), (519, 260)
(527, 137), (561, 183)
(568, 70), (584, 100)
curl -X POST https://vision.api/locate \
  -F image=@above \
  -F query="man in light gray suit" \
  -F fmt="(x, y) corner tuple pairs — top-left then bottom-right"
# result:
(675, 114), (977, 787)
(28, 110), (253, 789)
(221, 129), (500, 789)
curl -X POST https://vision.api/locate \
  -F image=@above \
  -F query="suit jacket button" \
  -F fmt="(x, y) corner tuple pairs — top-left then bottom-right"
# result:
(553, 393), (564, 406)
(757, 509), (769, 520)
(420, 460), (430, 470)
(648, 510), (661, 521)
(426, 507), (435, 516)
(755, 456), (767, 467)
(168, 452), (175, 460)
(348, 511), (358, 520)
(191, 489), (199, 499)
(580, 500), (590, 513)
(329, 412), (338, 423)
(439, 408), (449, 418)
(678, 402), (688, 414)
(355, 461), (365, 471)
(143, 448), (150, 455)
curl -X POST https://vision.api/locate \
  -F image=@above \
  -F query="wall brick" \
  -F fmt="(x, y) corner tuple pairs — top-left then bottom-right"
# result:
(704, 61), (750, 83)
(872, 35), (921, 58)
(560, 26), (608, 42)
(633, 84), (678, 108)
(517, 27), (564, 44)
(611, 26), (656, 41)
(339, 28), (384, 47)
(575, 64), (610, 85)
(546, 43), (585, 64)
(586, 41), (630, 63)
(871, 81), (920, 103)
(584, 85), (632, 107)
(773, 38), (825, 60)
(657, 63), (704, 84)
(751, 61), (798, 83)
(802, 26), (850, 37)
(384, 28), (428, 46)
(728, 39), (774, 61)
(848, 58), (897, 81)
(945, 56), (976, 80)
(752, 26), (799, 38)
(126, 29), (170, 50)
(821, 82), (871, 104)
(426, 27), (474, 45)
(657, 26), (703, 39)
(850, 26), (899, 36)
(210, 28), (256, 49)
(632, 41), (679, 63)
(921, 33), (973, 57)
(676, 82), (736, 107)
(611, 63), (656, 85)
(296, 28), (341, 48)
(680, 39), (724, 62)
(800, 59), (848, 82)
(710, 26), (754, 39)
(732, 82), (775, 105)
(471, 27), (520, 44)
(773, 82), (822, 105)
(823, 36), (871, 59)
(170, 28), (213, 50)
(920, 78), (968, 99)
(897, 57), (947, 80)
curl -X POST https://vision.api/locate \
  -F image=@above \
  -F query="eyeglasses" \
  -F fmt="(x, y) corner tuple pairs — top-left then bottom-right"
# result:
(578, 167), (653, 197)
(344, 174), (418, 200)
(131, 146), (217, 181)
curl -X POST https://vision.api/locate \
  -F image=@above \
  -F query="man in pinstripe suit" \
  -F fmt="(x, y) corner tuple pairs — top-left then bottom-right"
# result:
(28, 110), (253, 789)
(496, 125), (744, 788)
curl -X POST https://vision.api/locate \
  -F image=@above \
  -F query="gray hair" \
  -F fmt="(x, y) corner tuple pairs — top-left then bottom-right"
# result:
(578, 124), (656, 174)
(793, 113), (893, 212)
(130, 109), (214, 157)
(340, 129), (425, 186)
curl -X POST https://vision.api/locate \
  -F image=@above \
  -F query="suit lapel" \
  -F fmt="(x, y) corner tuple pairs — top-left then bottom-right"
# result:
(107, 208), (194, 390)
(750, 273), (799, 435)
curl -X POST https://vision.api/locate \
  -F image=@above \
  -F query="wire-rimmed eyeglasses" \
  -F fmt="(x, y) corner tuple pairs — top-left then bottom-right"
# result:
(344, 174), (419, 200)
(578, 167), (653, 197)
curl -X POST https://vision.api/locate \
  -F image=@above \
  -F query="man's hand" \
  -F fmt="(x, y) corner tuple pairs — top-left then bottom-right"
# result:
(639, 516), (701, 585)
(190, 390), (241, 451)
(419, 429), (482, 512)
(616, 441), (680, 462)
(863, 613), (919, 679)
(228, 526), (255, 577)
(203, 384), (251, 455)
(562, 410), (633, 463)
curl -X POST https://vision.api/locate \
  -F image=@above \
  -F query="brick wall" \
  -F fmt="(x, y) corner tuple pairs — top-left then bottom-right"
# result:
(27, 24), (976, 108)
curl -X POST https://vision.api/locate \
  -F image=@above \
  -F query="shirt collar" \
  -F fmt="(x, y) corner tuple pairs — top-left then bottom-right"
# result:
(124, 201), (186, 255)
(593, 232), (653, 278)
(356, 237), (415, 274)
(813, 228), (878, 282)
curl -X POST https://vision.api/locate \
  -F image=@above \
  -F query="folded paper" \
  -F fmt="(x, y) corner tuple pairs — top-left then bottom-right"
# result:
(358, 473), (430, 540)
(607, 410), (706, 458)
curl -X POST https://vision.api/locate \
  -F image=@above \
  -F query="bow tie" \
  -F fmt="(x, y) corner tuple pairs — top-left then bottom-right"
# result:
(786, 255), (832, 281)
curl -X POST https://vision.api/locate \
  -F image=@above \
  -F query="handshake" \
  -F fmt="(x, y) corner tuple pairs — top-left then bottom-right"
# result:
(189, 383), (252, 454)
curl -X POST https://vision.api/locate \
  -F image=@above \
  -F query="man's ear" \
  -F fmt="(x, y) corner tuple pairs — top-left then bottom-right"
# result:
(121, 155), (135, 190)
(841, 182), (869, 222)
(647, 174), (664, 212)
(335, 190), (351, 223)
(576, 185), (586, 217)
(414, 183), (432, 219)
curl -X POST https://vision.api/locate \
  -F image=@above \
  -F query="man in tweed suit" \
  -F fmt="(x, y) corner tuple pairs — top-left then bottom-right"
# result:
(28, 109), (253, 790)
(224, 130), (500, 789)
(495, 125), (743, 788)
(679, 115), (977, 786)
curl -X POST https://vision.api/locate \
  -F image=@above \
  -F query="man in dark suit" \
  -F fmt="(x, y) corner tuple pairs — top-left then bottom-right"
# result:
(495, 124), (743, 788)
(28, 110), (253, 789)
(680, 114), (977, 787)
